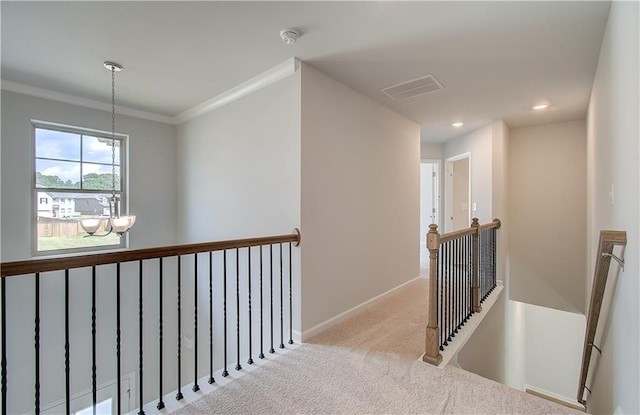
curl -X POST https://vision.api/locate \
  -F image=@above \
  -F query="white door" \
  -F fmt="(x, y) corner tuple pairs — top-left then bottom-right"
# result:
(420, 161), (439, 275)
(445, 154), (471, 232)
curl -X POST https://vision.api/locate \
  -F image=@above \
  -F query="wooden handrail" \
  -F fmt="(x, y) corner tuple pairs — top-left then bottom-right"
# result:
(478, 218), (501, 231)
(439, 218), (501, 244)
(439, 227), (476, 244)
(577, 230), (627, 405)
(1, 230), (300, 278)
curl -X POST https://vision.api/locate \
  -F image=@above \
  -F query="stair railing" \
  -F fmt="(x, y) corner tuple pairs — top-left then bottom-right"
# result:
(423, 218), (501, 366)
(577, 230), (627, 406)
(0, 229), (300, 414)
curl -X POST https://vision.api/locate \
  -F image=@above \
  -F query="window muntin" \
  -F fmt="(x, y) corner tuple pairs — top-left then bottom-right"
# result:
(33, 123), (127, 254)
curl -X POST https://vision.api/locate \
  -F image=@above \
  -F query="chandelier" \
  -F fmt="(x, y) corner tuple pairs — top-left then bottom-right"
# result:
(80, 61), (136, 237)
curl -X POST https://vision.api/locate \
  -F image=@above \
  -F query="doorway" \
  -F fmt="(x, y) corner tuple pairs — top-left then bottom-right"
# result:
(445, 154), (471, 232)
(420, 160), (440, 276)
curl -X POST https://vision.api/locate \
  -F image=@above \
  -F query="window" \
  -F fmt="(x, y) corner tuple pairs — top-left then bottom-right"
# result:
(34, 122), (127, 254)
(39, 197), (48, 204)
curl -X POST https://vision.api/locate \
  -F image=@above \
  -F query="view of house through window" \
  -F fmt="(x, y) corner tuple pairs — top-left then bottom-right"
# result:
(34, 123), (126, 253)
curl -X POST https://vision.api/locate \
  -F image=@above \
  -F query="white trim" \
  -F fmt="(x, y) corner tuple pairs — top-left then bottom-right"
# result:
(174, 57), (300, 123)
(1, 80), (175, 125)
(300, 276), (422, 342)
(1, 57), (301, 126)
(524, 384), (584, 410)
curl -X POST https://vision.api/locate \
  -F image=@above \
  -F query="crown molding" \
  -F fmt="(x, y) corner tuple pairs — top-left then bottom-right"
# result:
(1, 79), (176, 125)
(2, 57), (300, 126)
(174, 57), (301, 124)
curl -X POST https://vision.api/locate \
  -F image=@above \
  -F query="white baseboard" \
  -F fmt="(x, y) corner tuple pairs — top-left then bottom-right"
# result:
(525, 384), (585, 412)
(300, 276), (423, 341)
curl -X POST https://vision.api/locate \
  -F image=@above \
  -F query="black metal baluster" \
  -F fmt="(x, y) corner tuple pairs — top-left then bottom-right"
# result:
(247, 248), (254, 364)
(447, 242), (452, 344)
(453, 239), (461, 336)
(443, 243), (449, 347)
(493, 229), (497, 292)
(269, 245), (275, 354)
(438, 245), (443, 351)
(459, 238), (462, 331)
(461, 236), (466, 326)
(258, 247), (265, 360)
(279, 244), (284, 349)
(458, 238), (462, 328)
(91, 267), (97, 415)
(467, 235), (471, 321)
(487, 231), (490, 297)
(116, 264), (121, 414)
(235, 249), (242, 371)
(484, 231), (487, 300)
(34, 273), (40, 415)
(288, 242), (293, 345)
(1, 277), (6, 415)
(457, 238), (461, 332)
(437, 244), (446, 350)
(484, 232), (488, 299)
(208, 252), (215, 384)
(157, 259), (165, 410)
(176, 257), (183, 401)
(222, 251), (229, 377)
(138, 261), (145, 414)
(480, 232), (484, 301)
(456, 239), (460, 335)
(193, 254), (200, 392)
(65, 270), (71, 415)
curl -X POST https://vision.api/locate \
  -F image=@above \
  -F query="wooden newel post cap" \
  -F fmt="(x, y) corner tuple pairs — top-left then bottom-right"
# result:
(427, 224), (440, 250)
(471, 218), (479, 227)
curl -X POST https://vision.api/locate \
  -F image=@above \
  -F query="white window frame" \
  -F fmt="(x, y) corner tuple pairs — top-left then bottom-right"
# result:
(32, 120), (130, 256)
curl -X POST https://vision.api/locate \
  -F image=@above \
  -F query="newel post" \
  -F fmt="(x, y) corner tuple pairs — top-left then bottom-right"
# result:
(423, 224), (442, 365)
(471, 218), (482, 313)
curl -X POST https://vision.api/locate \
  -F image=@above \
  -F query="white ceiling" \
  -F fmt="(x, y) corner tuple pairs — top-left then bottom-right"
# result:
(1, 1), (610, 142)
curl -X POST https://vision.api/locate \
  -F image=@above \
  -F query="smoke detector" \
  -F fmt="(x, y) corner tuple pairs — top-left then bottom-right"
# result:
(280, 29), (300, 45)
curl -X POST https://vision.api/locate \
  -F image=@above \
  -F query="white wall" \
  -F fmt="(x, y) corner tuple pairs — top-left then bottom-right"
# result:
(176, 73), (301, 243)
(508, 120), (587, 314)
(1, 91), (178, 260)
(586, 2), (639, 413)
(300, 63), (420, 334)
(523, 302), (585, 401)
(444, 124), (493, 225)
(457, 293), (508, 383)
(420, 142), (443, 160)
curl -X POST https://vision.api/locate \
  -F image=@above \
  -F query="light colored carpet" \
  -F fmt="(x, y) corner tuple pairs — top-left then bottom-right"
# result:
(178, 278), (580, 414)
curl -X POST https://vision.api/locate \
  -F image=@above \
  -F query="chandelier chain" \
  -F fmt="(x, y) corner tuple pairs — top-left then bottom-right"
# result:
(111, 66), (116, 199)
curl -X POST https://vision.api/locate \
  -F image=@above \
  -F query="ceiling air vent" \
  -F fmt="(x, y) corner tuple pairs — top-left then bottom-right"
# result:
(380, 74), (444, 101)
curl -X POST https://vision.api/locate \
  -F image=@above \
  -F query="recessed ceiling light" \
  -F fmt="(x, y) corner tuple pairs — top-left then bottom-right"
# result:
(532, 104), (549, 110)
(452, 122), (464, 128)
